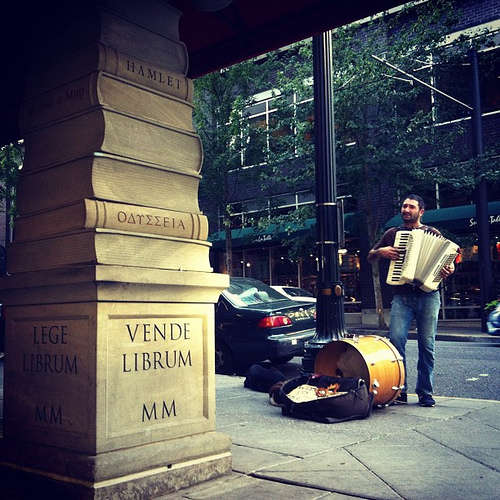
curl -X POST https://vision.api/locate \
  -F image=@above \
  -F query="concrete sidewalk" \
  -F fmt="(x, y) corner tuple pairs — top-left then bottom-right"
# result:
(163, 373), (500, 500)
(162, 326), (500, 500)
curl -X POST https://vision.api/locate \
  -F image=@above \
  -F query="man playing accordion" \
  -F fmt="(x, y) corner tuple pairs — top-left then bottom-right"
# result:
(368, 194), (455, 407)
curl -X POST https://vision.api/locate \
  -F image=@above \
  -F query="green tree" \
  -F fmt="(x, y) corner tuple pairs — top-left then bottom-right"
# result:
(0, 142), (23, 239)
(247, 1), (482, 326)
(251, 41), (317, 258)
(193, 59), (273, 274)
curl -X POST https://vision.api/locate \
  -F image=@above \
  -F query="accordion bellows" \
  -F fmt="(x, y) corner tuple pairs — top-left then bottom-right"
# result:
(387, 230), (460, 292)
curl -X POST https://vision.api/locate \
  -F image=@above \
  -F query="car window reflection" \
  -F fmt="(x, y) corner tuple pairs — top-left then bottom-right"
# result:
(224, 280), (287, 307)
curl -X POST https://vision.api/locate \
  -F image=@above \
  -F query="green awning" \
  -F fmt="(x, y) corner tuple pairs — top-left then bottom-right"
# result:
(384, 201), (500, 232)
(209, 213), (360, 250)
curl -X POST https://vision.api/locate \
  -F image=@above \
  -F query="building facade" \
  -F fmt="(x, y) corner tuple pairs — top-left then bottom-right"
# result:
(201, 0), (500, 324)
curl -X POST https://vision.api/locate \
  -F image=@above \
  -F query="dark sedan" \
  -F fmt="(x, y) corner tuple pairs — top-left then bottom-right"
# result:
(215, 277), (317, 374)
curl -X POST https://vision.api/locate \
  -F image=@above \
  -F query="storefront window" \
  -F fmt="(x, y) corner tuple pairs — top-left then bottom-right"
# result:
(217, 236), (499, 323)
(272, 248), (299, 286)
(339, 251), (362, 312)
(232, 252), (244, 277)
(441, 246), (481, 320)
(238, 249), (270, 282)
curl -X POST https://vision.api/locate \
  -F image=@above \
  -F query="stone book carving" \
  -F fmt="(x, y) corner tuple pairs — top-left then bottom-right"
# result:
(29, 7), (188, 75)
(13, 199), (209, 243)
(22, 107), (203, 173)
(7, 230), (213, 274)
(25, 44), (193, 103)
(20, 71), (195, 134)
(16, 154), (203, 217)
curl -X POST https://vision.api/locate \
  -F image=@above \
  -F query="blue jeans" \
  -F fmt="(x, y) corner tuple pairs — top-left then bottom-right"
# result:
(389, 291), (440, 396)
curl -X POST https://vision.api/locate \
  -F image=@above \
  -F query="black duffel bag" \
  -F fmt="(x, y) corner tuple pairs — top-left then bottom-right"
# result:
(279, 374), (373, 424)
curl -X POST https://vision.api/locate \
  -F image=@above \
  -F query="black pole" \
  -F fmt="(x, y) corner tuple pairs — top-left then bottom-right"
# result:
(469, 48), (494, 332)
(302, 32), (346, 373)
(4, 191), (10, 246)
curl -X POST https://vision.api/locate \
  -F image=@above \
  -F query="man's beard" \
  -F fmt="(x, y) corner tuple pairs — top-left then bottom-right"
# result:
(402, 213), (418, 224)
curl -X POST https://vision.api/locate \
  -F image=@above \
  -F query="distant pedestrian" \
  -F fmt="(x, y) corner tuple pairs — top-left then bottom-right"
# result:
(367, 195), (455, 407)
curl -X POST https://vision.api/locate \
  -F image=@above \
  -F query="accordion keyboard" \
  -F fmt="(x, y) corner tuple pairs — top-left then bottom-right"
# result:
(385, 229), (459, 292)
(387, 231), (411, 285)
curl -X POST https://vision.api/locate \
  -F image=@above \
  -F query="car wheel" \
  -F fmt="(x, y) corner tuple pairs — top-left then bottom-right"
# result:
(268, 355), (294, 364)
(215, 342), (236, 374)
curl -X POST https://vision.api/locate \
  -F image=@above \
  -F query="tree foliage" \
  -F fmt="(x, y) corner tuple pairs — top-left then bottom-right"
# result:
(193, 58), (274, 273)
(262, 0), (499, 236)
(333, 1), (460, 241)
(0, 142), (23, 228)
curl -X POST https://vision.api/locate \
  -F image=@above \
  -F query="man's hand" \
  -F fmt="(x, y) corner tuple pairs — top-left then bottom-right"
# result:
(440, 264), (454, 279)
(377, 246), (400, 261)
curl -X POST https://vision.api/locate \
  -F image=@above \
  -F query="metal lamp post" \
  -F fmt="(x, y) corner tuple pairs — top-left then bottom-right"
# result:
(469, 48), (494, 331)
(302, 31), (347, 373)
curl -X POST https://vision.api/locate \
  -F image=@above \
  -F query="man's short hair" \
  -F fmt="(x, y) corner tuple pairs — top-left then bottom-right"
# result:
(405, 194), (425, 210)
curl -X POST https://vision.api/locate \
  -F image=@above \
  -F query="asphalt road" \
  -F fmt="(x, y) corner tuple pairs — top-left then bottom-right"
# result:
(427, 340), (500, 401)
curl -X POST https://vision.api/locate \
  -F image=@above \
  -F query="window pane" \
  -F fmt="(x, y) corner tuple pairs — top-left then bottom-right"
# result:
(434, 58), (470, 122)
(480, 48), (500, 113)
(244, 116), (267, 166)
(243, 102), (266, 117)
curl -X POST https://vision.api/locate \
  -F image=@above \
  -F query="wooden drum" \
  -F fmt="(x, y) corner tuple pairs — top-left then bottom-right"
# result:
(314, 335), (405, 406)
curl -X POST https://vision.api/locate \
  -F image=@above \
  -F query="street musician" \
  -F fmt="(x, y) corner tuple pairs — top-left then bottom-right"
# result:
(368, 195), (455, 407)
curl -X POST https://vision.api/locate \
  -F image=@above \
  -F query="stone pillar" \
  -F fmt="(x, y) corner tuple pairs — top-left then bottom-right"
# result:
(0, 1), (231, 498)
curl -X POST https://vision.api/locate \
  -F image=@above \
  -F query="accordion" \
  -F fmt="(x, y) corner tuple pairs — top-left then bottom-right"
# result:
(387, 230), (459, 292)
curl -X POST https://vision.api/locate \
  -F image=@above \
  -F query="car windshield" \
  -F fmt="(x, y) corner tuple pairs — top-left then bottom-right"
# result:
(224, 278), (290, 307)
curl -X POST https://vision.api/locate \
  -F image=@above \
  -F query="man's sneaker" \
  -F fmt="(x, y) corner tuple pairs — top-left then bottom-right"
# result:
(418, 394), (435, 407)
(390, 392), (407, 405)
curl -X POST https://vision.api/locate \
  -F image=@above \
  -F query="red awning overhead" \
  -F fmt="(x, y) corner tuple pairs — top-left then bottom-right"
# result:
(169, 0), (405, 78)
